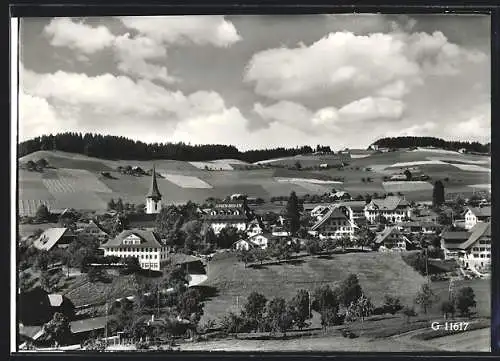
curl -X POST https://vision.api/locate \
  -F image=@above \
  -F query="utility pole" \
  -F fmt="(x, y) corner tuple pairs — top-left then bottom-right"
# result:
(425, 248), (429, 284)
(157, 282), (160, 318)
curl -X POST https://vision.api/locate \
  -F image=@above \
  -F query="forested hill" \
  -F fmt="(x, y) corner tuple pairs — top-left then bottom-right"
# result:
(372, 136), (490, 154)
(18, 132), (333, 163)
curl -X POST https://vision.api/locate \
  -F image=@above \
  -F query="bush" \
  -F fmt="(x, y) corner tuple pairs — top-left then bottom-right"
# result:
(383, 295), (403, 315)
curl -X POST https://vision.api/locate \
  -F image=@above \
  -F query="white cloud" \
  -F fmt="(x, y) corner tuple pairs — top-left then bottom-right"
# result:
(20, 68), (231, 141)
(43, 16), (241, 83)
(338, 97), (405, 122)
(244, 29), (486, 101)
(384, 121), (437, 138)
(449, 114), (490, 140)
(44, 17), (115, 54)
(119, 15), (242, 47)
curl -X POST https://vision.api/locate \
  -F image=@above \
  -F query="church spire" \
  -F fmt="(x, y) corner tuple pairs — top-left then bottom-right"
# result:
(146, 165), (162, 200)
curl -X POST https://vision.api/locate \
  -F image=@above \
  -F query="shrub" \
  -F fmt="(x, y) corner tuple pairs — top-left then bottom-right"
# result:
(383, 295), (403, 315)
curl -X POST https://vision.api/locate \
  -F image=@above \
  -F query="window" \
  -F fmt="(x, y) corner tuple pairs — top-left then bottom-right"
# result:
(480, 254), (484, 258)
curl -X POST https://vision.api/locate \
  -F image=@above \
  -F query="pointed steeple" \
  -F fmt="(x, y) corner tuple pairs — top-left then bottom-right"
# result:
(146, 165), (162, 200)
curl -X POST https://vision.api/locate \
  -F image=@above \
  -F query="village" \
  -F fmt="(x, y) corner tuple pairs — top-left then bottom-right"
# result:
(17, 160), (491, 351)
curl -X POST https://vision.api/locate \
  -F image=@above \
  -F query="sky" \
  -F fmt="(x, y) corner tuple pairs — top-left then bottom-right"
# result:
(18, 14), (491, 151)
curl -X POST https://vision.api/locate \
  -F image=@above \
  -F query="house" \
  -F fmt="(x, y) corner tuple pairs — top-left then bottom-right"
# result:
(70, 315), (109, 344)
(246, 219), (264, 237)
(145, 166), (162, 214)
(458, 148), (468, 154)
(464, 206), (491, 230)
(236, 232), (276, 250)
(76, 220), (109, 242)
(32, 228), (76, 251)
(101, 229), (168, 271)
(374, 227), (411, 252)
(19, 287), (75, 326)
(389, 174), (408, 181)
(309, 204), (357, 240)
(441, 222), (491, 272)
(330, 191), (351, 201)
(310, 205), (331, 220)
(364, 196), (412, 224)
(203, 201), (254, 235)
(337, 201), (367, 223)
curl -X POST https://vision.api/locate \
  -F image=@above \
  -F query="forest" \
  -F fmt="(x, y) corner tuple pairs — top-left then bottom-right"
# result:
(372, 136), (490, 154)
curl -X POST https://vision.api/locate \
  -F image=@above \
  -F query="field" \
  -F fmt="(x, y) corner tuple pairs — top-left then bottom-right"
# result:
(17, 149), (490, 215)
(199, 252), (427, 325)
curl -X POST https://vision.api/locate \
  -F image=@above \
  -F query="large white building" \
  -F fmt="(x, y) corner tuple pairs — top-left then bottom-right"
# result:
(441, 222), (491, 272)
(309, 204), (357, 241)
(364, 196), (412, 224)
(101, 229), (168, 271)
(464, 206), (491, 230)
(203, 202), (254, 235)
(145, 167), (162, 214)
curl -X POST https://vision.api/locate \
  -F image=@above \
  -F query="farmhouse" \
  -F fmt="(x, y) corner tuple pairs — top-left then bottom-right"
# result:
(441, 222), (491, 272)
(374, 227), (411, 252)
(234, 233), (276, 250)
(309, 204), (357, 240)
(145, 166), (162, 215)
(364, 196), (411, 224)
(101, 229), (168, 271)
(32, 228), (76, 251)
(330, 191), (351, 201)
(76, 220), (109, 242)
(203, 201), (254, 235)
(19, 287), (75, 326)
(337, 201), (367, 223)
(464, 206), (491, 230)
(246, 219), (264, 237)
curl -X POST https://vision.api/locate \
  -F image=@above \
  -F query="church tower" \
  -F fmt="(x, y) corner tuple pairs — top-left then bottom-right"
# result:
(146, 165), (162, 214)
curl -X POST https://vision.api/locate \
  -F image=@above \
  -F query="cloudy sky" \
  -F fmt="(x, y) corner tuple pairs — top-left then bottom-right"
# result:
(19, 14), (490, 150)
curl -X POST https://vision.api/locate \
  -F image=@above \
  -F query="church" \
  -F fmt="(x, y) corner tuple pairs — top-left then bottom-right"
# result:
(146, 166), (162, 214)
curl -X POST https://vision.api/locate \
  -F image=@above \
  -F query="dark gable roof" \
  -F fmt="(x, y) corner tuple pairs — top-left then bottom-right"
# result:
(442, 222), (490, 250)
(337, 201), (366, 212)
(102, 229), (163, 248)
(370, 196), (410, 211)
(468, 206), (491, 218)
(441, 231), (470, 241)
(311, 206), (351, 231)
(374, 227), (408, 244)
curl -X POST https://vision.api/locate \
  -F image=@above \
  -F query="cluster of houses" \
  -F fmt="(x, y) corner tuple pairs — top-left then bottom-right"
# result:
(26, 169), (493, 275)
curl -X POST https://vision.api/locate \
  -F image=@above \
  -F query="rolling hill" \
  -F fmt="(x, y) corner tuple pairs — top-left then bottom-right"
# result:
(17, 149), (490, 216)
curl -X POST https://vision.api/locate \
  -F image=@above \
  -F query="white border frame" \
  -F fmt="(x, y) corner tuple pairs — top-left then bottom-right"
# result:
(11, 16), (18, 354)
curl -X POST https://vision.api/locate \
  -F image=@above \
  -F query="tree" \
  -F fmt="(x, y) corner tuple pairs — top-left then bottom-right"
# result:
(237, 248), (254, 268)
(87, 267), (107, 283)
(455, 287), (476, 317)
(241, 292), (267, 332)
(294, 161), (302, 170)
(346, 294), (374, 325)
(305, 239), (321, 255)
(35, 204), (51, 222)
(265, 297), (294, 335)
(441, 300), (456, 319)
(178, 288), (204, 330)
(285, 191), (302, 236)
(383, 295), (402, 315)
(339, 274), (363, 307)
(402, 306), (417, 323)
(252, 248), (268, 266)
(41, 312), (72, 346)
(414, 283), (437, 314)
(26, 160), (36, 171)
(354, 226), (375, 251)
(432, 180), (445, 207)
(404, 169), (412, 181)
(107, 199), (116, 211)
(36, 158), (49, 169)
(289, 289), (312, 330)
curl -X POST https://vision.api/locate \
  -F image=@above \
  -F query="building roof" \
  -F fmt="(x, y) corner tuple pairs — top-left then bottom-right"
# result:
(374, 227), (410, 244)
(396, 221), (442, 229)
(311, 205), (352, 231)
(459, 222), (491, 250)
(102, 229), (164, 249)
(146, 166), (162, 200)
(369, 196), (410, 211)
(32, 228), (73, 251)
(248, 232), (277, 241)
(468, 206), (491, 218)
(337, 201), (366, 212)
(70, 316), (109, 334)
(441, 231), (470, 241)
(48, 294), (63, 307)
(204, 214), (249, 221)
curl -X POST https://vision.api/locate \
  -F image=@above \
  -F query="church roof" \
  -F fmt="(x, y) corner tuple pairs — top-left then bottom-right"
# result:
(146, 166), (162, 200)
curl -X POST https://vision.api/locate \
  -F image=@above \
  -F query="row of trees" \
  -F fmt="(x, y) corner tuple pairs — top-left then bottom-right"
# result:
(18, 132), (335, 163)
(373, 137), (490, 154)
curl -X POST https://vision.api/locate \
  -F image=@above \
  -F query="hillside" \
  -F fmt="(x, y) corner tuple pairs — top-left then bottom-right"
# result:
(199, 252), (428, 324)
(17, 149), (490, 216)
